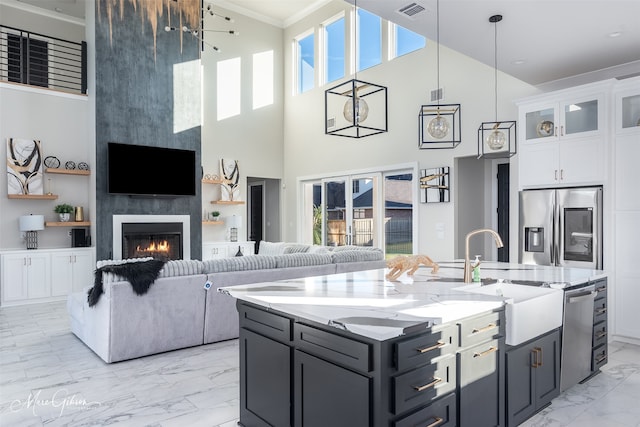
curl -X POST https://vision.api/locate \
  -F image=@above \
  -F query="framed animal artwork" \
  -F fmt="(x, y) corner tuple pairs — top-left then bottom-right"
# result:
(6, 138), (44, 195)
(220, 158), (240, 201)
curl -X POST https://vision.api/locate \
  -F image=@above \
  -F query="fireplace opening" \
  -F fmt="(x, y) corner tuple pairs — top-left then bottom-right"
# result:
(122, 222), (183, 261)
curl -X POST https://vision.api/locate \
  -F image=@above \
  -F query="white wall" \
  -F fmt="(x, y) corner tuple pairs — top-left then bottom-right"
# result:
(201, 6), (285, 243)
(281, 2), (538, 261)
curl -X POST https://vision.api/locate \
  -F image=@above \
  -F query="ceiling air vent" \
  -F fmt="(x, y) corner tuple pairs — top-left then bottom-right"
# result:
(397, 2), (426, 19)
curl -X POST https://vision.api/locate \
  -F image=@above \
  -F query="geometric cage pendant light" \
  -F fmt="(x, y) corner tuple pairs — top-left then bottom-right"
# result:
(477, 14), (516, 159)
(419, 0), (461, 149)
(325, 0), (388, 138)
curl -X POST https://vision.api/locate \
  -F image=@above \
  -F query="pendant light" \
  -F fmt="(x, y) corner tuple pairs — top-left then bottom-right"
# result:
(419, 0), (461, 149)
(477, 14), (516, 159)
(325, 0), (388, 138)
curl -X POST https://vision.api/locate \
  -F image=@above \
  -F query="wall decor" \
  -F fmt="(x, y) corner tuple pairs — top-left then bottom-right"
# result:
(78, 162), (89, 170)
(97, 0), (200, 61)
(6, 138), (43, 195)
(65, 160), (76, 170)
(220, 158), (240, 201)
(420, 167), (450, 203)
(44, 156), (60, 168)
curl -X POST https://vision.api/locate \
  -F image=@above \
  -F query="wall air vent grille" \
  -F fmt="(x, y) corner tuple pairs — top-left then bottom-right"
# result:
(397, 3), (426, 19)
(431, 88), (444, 102)
(327, 117), (335, 129)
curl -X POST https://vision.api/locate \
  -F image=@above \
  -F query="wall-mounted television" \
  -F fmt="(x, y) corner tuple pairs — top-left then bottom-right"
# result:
(107, 142), (197, 197)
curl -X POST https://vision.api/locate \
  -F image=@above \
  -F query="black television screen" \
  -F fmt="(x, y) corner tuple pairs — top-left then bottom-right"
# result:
(107, 142), (197, 197)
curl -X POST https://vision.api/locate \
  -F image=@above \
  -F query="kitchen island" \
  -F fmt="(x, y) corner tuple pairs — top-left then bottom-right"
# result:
(219, 262), (607, 427)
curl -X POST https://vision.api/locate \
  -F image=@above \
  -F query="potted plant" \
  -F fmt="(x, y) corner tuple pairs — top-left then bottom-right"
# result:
(210, 211), (221, 221)
(54, 203), (74, 222)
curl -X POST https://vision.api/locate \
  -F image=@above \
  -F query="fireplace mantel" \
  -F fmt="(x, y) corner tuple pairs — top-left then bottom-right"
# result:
(112, 215), (191, 260)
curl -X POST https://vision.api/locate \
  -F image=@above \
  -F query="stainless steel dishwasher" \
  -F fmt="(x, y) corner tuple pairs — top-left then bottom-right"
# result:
(560, 284), (597, 391)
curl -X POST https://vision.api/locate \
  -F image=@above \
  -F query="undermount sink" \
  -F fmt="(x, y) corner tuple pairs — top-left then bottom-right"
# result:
(454, 282), (564, 345)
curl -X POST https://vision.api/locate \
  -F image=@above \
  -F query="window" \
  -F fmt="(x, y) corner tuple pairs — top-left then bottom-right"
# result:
(357, 8), (381, 71)
(295, 30), (314, 94)
(253, 50), (274, 109)
(392, 23), (425, 58)
(322, 15), (345, 84)
(217, 57), (241, 120)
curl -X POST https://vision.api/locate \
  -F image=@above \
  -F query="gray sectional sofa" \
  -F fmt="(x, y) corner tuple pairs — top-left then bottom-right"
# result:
(67, 244), (385, 363)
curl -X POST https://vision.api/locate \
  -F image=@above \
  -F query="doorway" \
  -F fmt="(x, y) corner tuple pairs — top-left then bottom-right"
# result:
(247, 177), (280, 253)
(497, 163), (510, 262)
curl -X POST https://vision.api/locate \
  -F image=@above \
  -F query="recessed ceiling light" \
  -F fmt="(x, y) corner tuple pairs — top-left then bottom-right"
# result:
(511, 59), (526, 65)
(55, 7), (62, 12)
(608, 31), (623, 38)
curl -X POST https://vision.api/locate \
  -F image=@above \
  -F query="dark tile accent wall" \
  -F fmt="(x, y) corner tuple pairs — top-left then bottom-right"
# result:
(95, 1), (202, 260)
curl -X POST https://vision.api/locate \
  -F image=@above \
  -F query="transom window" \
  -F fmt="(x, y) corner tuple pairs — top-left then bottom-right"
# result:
(357, 8), (381, 71)
(321, 14), (345, 85)
(391, 23), (425, 58)
(295, 30), (315, 94)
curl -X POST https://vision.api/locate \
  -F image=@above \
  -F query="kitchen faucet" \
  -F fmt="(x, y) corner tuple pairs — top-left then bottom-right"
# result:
(463, 228), (504, 283)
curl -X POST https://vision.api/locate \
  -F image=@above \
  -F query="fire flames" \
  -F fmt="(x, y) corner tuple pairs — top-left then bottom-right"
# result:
(136, 240), (170, 254)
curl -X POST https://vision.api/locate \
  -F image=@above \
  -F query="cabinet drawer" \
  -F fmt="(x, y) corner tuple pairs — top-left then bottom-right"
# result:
(458, 339), (501, 386)
(458, 311), (503, 348)
(592, 344), (607, 371)
(393, 355), (456, 415)
(395, 324), (458, 371)
(592, 321), (607, 348)
(594, 282), (607, 301)
(593, 299), (607, 324)
(294, 323), (371, 372)
(393, 392), (456, 427)
(238, 303), (292, 342)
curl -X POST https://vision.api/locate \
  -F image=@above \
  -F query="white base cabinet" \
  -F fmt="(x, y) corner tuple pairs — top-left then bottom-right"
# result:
(1, 248), (95, 306)
(202, 241), (255, 260)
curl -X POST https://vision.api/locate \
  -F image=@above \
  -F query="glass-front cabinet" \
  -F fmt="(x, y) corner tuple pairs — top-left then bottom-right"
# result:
(615, 78), (640, 134)
(521, 95), (602, 144)
(517, 81), (611, 188)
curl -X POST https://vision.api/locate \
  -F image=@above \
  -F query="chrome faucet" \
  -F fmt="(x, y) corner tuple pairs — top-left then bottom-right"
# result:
(463, 228), (504, 283)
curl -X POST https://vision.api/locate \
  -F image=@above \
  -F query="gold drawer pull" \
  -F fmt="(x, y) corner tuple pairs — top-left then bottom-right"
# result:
(596, 287), (606, 293)
(595, 307), (607, 314)
(595, 354), (607, 363)
(472, 323), (497, 334)
(596, 331), (607, 339)
(473, 346), (497, 358)
(413, 377), (443, 392)
(417, 341), (445, 354)
(426, 416), (444, 427)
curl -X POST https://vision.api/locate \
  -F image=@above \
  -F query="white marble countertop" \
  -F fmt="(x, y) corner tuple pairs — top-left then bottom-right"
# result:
(218, 261), (607, 341)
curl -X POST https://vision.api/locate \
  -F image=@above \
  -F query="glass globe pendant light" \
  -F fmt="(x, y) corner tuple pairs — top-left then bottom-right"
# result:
(418, 0), (460, 149)
(477, 14), (516, 159)
(427, 0), (449, 139)
(343, 95), (369, 124)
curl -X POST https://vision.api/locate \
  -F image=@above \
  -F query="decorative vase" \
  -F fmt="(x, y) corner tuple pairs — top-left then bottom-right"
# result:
(59, 213), (71, 222)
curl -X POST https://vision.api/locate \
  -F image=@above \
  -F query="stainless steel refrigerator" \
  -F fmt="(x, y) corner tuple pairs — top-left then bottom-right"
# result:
(519, 186), (602, 269)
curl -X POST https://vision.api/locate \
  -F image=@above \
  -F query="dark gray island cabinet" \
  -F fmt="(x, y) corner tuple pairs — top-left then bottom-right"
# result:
(237, 301), (506, 427)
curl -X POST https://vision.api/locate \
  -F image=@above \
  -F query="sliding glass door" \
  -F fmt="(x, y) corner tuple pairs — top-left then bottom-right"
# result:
(300, 166), (415, 255)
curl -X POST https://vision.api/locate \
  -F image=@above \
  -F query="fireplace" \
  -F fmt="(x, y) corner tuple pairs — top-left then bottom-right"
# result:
(113, 215), (191, 260)
(122, 222), (182, 260)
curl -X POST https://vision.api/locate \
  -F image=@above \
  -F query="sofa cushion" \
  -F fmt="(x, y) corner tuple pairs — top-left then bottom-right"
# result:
(275, 253), (333, 268)
(307, 245), (330, 254)
(283, 244), (310, 254)
(159, 259), (204, 278)
(331, 248), (384, 263)
(257, 241), (287, 255)
(331, 245), (381, 252)
(203, 255), (277, 273)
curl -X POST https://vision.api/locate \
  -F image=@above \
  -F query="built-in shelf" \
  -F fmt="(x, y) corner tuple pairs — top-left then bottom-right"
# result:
(202, 220), (224, 225)
(7, 194), (58, 200)
(202, 178), (231, 185)
(45, 221), (91, 227)
(211, 200), (245, 205)
(45, 168), (90, 176)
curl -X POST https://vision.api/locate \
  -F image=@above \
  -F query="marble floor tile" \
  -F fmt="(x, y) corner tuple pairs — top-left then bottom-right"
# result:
(2, 300), (639, 426)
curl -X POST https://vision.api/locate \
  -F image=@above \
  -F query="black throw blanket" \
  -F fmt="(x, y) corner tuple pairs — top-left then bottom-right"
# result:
(88, 259), (166, 307)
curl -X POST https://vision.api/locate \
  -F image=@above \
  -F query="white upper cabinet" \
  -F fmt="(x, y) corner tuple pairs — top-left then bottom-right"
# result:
(517, 81), (612, 188)
(614, 77), (640, 135)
